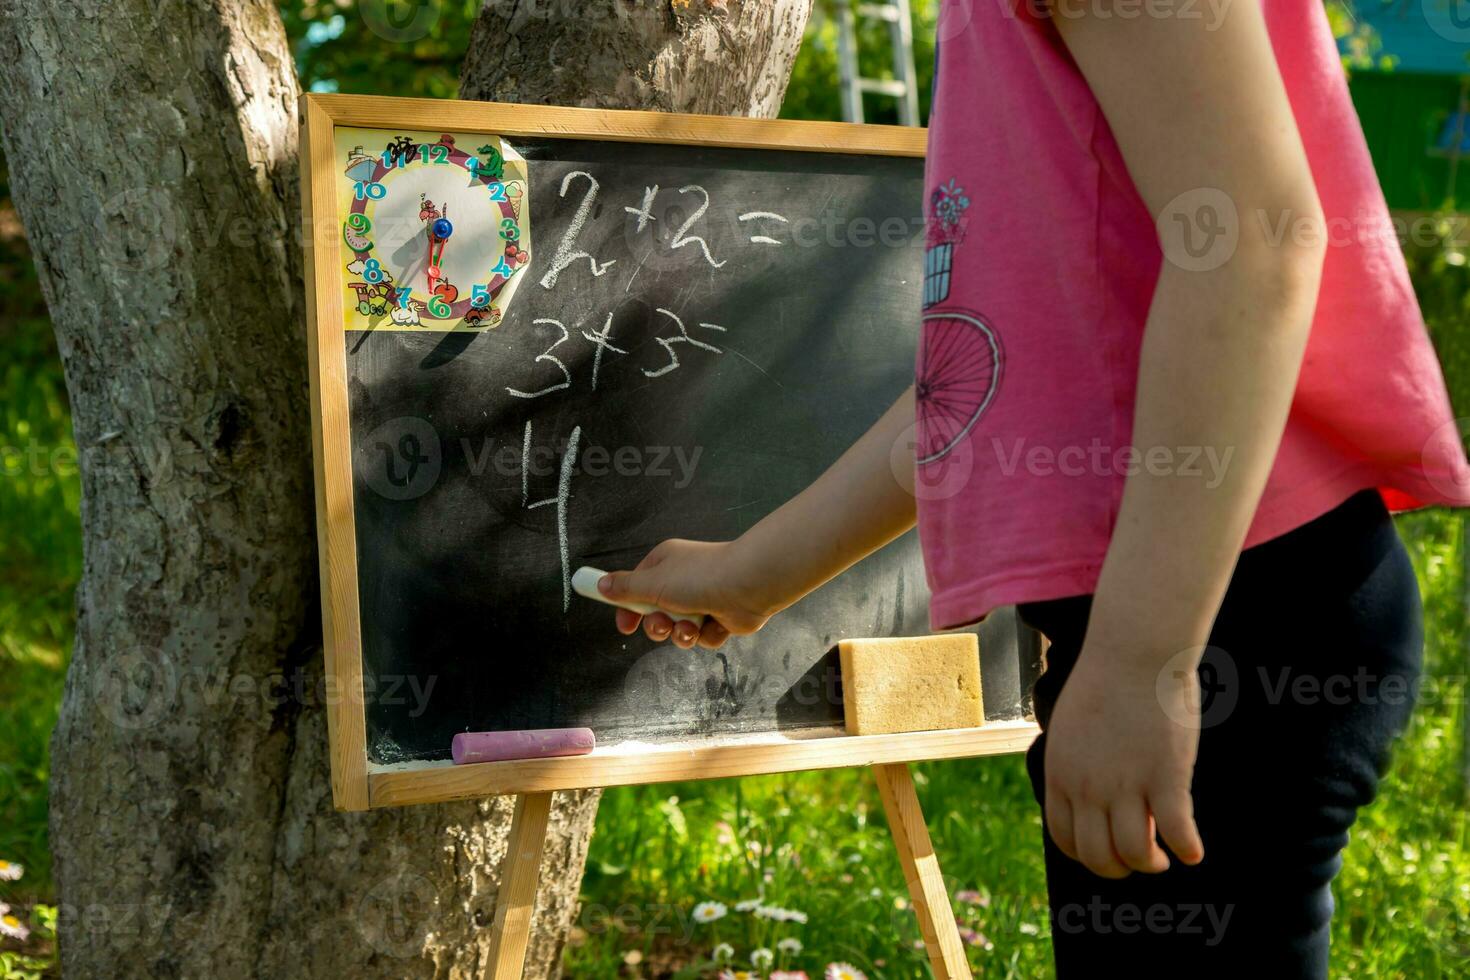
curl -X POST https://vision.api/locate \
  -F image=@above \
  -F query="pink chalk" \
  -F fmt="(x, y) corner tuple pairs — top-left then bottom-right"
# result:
(451, 728), (596, 765)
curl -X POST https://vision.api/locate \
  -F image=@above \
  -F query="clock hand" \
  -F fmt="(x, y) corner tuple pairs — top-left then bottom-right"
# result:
(418, 195), (448, 292)
(427, 206), (454, 294)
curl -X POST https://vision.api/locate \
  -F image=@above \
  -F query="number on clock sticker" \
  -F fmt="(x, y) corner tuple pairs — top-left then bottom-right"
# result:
(342, 133), (526, 332)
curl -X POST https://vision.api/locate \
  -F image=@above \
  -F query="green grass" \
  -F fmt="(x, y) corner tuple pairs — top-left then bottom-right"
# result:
(566, 755), (1050, 978)
(1334, 509), (1470, 976)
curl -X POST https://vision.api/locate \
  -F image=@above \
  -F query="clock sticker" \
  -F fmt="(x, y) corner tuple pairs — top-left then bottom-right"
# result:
(334, 126), (531, 332)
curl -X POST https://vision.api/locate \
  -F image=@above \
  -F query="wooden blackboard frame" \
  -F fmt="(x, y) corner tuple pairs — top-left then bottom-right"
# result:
(300, 92), (1038, 815)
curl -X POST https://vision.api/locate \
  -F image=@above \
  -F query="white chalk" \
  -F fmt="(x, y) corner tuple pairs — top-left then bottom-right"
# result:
(572, 566), (706, 628)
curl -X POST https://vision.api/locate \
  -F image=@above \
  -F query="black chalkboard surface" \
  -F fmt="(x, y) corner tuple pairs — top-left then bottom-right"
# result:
(345, 135), (1028, 764)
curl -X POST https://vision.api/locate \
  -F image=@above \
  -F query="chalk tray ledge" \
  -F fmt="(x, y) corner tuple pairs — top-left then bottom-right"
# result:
(365, 719), (1040, 808)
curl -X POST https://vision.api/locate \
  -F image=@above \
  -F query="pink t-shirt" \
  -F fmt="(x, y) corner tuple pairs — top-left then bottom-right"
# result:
(916, 0), (1470, 630)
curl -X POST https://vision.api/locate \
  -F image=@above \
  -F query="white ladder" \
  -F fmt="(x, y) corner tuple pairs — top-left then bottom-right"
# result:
(835, 0), (921, 126)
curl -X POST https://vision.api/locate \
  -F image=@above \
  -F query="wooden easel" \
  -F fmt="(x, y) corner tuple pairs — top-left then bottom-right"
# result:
(486, 762), (982, 980)
(486, 791), (554, 976)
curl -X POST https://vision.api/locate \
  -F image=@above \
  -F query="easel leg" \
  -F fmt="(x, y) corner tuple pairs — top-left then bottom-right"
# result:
(872, 763), (973, 980)
(487, 791), (554, 979)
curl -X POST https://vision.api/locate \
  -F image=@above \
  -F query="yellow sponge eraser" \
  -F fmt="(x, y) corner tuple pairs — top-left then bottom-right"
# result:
(838, 633), (984, 735)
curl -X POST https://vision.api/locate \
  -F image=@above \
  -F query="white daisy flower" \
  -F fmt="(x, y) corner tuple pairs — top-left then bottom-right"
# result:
(0, 862), (22, 882)
(734, 898), (764, 913)
(777, 937), (803, 954)
(1019, 922), (1040, 935)
(751, 947), (775, 968)
(0, 913), (29, 942)
(713, 942), (736, 962)
(693, 901), (728, 924)
(825, 963), (867, 980)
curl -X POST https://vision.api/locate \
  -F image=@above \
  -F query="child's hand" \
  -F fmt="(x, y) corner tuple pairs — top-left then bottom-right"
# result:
(597, 539), (784, 650)
(1042, 644), (1207, 878)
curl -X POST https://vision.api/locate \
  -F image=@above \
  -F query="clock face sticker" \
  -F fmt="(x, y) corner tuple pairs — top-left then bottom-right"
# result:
(334, 126), (531, 331)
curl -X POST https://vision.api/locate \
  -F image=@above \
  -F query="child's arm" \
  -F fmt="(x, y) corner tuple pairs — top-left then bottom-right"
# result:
(597, 387), (918, 649)
(1041, 2), (1327, 877)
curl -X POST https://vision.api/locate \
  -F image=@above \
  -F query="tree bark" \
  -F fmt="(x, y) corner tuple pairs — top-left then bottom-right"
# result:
(460, 0), (812, 117)
(0, 0), (809, 977)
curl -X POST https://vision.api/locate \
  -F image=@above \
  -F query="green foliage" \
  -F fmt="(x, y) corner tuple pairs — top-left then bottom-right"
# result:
(1405, 215), (1470, 414)
(781, 0), (939, 126)
(281, 1), (483, 98)
(0, 149), (77, 907)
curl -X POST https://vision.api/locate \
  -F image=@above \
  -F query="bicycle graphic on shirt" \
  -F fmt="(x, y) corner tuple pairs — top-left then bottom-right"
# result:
(915, 309), (1003, 465)
(917, 178), (1003, 464)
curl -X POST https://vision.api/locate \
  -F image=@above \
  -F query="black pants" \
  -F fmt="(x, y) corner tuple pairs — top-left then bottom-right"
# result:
(1017, 489), (1423, 977)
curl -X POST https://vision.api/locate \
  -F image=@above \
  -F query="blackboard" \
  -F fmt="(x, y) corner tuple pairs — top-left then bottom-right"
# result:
(335, 125), (1029, 765)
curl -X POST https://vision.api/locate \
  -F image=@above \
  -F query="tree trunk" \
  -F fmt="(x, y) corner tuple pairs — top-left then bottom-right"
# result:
(0, 0), (809, 977)
(460, 0), (812, 117)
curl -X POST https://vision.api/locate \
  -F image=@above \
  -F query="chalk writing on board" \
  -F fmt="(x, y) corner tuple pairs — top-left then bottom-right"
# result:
(624, 184), (658, 233)
(522, 420), (582, 610)
(538, 171), (616, 289)
(644, 308), (725, 379)
(738, 211), (790, 246)
(506, 318), (573, 399)
(581, 312), (627, 391)
(668, 185), (725, 268)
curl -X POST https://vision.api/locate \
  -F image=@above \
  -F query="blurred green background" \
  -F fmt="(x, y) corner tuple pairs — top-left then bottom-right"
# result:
(2, 2), (1467, 977)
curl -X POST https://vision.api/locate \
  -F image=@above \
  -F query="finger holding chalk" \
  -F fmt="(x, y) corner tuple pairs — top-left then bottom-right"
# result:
(613, 606), (644, 636)
(571, 566), (707, 647)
